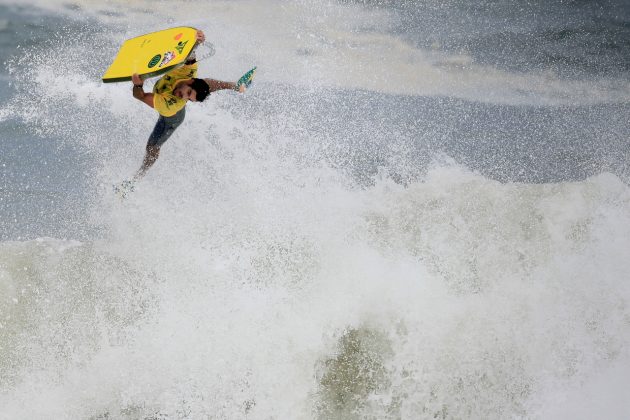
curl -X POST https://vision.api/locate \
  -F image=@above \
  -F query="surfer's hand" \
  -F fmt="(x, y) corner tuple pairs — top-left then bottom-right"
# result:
(238, 84), (246, 93)
(196, 30), (205, 44)
(131, 73), (143, 86)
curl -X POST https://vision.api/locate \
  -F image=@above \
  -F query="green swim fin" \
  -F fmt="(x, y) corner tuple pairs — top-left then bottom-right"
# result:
(236, 66), (256, 90)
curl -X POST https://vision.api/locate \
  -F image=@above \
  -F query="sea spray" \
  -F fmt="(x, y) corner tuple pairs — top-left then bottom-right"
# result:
(1, 1), (629, 418)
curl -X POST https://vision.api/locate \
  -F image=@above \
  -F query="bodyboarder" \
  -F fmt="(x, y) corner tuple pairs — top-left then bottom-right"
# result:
(116, 29), (255, 195)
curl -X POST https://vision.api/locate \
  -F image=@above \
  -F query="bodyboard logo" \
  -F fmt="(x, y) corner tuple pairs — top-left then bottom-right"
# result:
(175, 40), (188, 54)
(174, 33), (183, 41)
(159, 51), (176, 67)
(148, 54), (161, 68)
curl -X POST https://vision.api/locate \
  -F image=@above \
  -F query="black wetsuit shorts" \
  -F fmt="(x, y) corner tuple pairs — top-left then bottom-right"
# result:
(147, 107), (186, 147)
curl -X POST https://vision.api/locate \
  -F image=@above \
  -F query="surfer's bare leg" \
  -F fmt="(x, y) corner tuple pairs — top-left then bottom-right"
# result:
(134, 145), (160, 180)
(133, 109), (186, 180)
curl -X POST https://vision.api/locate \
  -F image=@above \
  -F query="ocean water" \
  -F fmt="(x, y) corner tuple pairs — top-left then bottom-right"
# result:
(0, 0), (629, 418)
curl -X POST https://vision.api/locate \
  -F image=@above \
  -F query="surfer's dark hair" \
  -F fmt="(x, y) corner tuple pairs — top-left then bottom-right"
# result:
(191, 78), (210, 102)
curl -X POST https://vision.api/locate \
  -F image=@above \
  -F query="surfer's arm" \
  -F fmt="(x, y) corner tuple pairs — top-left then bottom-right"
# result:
(131, 73), (154, 108)
(185, 30), (205, 65)
(203, 79), (244, 93)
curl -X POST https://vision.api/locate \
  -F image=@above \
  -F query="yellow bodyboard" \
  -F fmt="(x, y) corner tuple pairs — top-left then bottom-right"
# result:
(103, 26), (198, 83)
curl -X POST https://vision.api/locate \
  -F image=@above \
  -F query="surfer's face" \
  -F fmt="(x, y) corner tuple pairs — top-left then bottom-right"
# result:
(173, 81), (198, 101)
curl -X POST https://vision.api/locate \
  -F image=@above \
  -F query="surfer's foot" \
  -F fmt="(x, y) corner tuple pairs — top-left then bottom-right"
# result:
(113, 179), (136, 199)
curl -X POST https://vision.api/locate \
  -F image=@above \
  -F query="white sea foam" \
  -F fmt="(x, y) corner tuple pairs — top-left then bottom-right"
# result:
(1, 167), (629, 418)
(1, 1), (629, 418)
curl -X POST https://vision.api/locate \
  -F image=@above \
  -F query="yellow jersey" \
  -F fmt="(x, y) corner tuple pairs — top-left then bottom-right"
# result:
(152, 62), (198, 117)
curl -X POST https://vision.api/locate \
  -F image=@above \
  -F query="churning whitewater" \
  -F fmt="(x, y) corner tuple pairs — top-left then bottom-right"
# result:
(1, 0), (629, 419)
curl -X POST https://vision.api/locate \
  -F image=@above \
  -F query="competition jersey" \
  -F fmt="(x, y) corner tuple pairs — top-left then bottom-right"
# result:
(152, 62), (198, 117)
